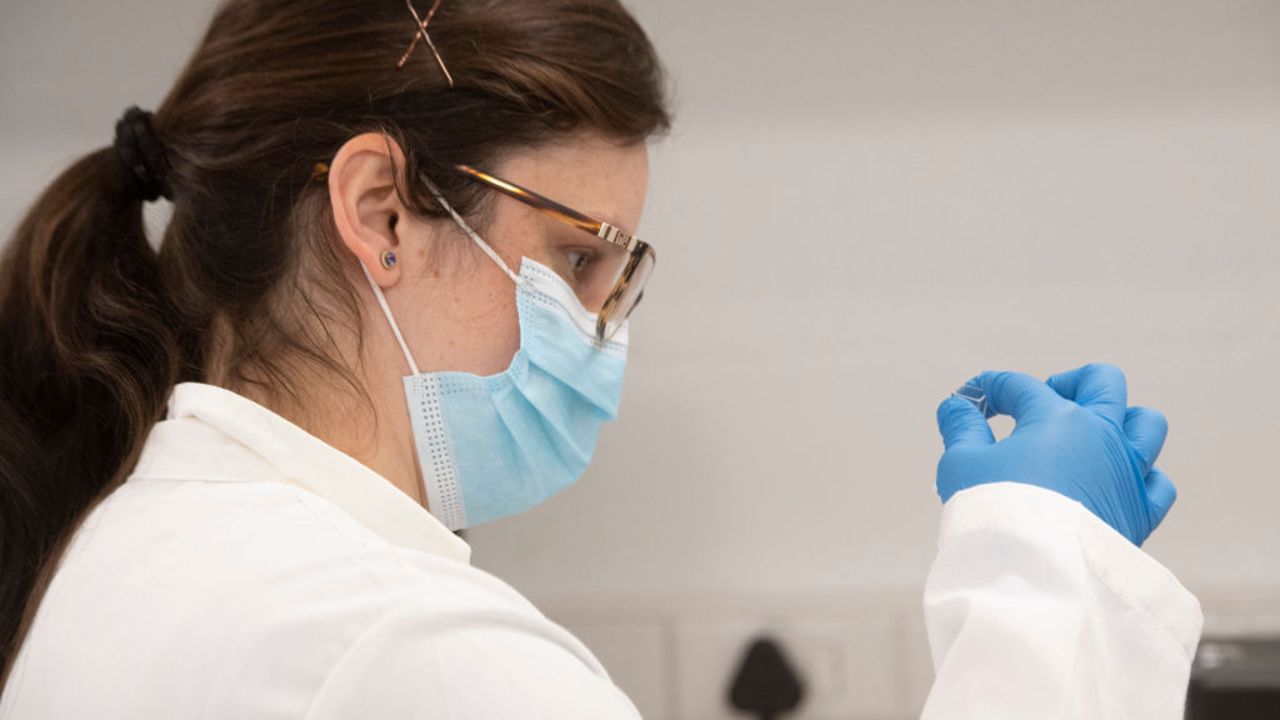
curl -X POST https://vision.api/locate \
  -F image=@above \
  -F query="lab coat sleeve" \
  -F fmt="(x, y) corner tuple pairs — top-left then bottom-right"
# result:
(303, 602), (642, 720)
(921, 482), (1203, 720)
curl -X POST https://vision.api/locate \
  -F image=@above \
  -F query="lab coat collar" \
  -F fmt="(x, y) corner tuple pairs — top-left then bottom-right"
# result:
(131, 382), (471, 565)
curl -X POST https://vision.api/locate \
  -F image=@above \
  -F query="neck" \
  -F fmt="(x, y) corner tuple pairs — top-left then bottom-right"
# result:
(219, 333), (427, 512)
(327, 352), (425, 508)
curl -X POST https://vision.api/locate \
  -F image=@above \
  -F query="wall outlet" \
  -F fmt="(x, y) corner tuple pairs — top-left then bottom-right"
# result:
(672, 609), (907, 719)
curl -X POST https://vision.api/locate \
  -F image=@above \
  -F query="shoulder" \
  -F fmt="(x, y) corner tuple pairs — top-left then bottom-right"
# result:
(20, 477), (551, 714)
(303, 596), (639, 719)
(77, 475), (523, 612)
(99, 478), (627, 716)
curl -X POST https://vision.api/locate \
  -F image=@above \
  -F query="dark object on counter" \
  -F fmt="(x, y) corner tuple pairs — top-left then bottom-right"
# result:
(1187, 637), (1280, 719)
(728, 636), (805, 720)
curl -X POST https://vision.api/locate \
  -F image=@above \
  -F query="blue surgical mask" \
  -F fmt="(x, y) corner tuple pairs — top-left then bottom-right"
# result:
(361, 188), (628, 530)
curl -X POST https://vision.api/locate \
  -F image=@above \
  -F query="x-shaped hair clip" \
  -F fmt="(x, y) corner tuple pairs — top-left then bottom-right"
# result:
(396, 0), (455, 88)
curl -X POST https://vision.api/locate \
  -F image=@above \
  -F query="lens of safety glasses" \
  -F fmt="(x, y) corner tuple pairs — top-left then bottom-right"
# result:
(601, 247), (655, 340)
(551, 241), (630, 314)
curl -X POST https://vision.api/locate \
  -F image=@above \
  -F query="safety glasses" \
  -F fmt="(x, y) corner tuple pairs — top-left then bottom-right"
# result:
(453, 164), (655, 342)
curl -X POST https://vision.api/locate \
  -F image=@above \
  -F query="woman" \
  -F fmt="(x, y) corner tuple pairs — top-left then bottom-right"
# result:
(0, 0), (1199, 717)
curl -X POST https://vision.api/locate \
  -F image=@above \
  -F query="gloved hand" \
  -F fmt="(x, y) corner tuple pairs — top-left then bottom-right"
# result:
(935, 363), (1178, 546)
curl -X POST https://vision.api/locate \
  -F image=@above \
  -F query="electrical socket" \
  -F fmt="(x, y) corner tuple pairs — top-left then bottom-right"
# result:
(672, 610), (906, 719)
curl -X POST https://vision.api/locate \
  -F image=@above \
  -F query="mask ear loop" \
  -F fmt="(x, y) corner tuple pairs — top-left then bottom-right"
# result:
(358, 261), (431, 510)
(421, 177), (524, 286)
(360, 262), (421, 376)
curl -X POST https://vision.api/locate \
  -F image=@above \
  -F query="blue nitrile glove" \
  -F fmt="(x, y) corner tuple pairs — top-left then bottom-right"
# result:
(935, 364), (1178, 546)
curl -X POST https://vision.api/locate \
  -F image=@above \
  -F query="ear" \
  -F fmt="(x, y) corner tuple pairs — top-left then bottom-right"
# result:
(328, 132), (410, 288)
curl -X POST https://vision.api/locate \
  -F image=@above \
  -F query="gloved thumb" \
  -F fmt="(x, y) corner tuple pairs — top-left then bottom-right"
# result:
(937, 395), (996, 450)
(1144, 467), (1178, 535)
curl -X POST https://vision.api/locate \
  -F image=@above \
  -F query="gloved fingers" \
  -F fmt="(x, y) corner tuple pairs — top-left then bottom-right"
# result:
(1124, 406), (1169, 474)
(937, 396), (996, 450)
(1046, 363), (1128, 426)
(969, 370), (1063, 425)
(952, 380), (996, 419)
(1144, 467), (1178, 530)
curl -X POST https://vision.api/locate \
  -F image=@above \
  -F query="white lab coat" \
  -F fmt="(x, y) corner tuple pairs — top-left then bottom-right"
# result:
(0, 382), (1201, 719)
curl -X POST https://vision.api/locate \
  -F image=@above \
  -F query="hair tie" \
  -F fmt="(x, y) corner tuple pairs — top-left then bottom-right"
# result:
(113, 106), (173, 202)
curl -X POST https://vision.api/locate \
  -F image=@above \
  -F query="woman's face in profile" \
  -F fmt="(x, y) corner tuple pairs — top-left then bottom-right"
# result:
(332, 130), (651, 379)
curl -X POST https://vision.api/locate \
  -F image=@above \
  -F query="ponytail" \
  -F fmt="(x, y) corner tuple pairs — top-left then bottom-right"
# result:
(0, 119), (184, 681)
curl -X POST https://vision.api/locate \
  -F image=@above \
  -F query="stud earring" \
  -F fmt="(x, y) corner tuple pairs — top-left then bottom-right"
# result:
(380, 250), (398, 269)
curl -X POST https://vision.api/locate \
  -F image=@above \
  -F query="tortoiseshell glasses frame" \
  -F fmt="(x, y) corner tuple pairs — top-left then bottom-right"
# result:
(453, 164), (655, 342)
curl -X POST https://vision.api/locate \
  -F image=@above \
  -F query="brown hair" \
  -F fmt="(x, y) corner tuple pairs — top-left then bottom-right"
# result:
(0, 0), (669, 683)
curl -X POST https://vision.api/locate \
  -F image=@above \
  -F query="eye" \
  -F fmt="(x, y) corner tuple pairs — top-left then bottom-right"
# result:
(565, 247), (596, 277)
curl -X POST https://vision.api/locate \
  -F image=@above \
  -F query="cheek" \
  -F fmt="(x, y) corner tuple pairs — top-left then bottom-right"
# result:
(455, 271), (523, 376)
(485, 294), (523, 372)
(395, 260), (524, 376)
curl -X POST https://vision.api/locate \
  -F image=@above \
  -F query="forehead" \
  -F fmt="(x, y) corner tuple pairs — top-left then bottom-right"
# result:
(489, 131), (650, 234)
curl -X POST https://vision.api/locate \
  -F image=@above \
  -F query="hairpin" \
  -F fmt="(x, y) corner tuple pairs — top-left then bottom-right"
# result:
(396, 0), (455, 88)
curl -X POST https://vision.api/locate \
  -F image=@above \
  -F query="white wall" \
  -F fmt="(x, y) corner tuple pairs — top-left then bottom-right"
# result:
(4, 1), (1279, 718)
(475, 0), (1280, 598)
